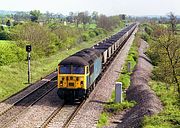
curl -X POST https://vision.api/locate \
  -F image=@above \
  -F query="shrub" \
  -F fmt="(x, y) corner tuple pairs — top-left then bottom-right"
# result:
(97, 113), (108, 128)
(142, 81), (180, 128)
(11, 22), (59, 57)
(82, 33), (90, 41)
(88, 30), (96, 38)
(141, 32), (150, 42)
(145, 26), (153, 36)
(0, 42), (26, 66)
(0, 31), (11, 40)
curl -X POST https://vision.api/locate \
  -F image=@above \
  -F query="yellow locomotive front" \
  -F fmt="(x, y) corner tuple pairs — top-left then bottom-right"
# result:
(58, 65), (89, 90)
(57, 48), (102, 101)
(57, 55), (90, 101)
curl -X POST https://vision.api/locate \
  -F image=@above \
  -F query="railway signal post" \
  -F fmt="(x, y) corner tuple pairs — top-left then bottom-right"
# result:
(26, 45), (32, 84)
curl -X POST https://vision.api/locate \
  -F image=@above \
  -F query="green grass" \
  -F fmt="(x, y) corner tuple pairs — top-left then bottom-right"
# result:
(97, 112), (109, 128)
(142, 81), (180, 128)
(176, 24), (180, 30)
(117, 42), (138, 90)
(0, 25), (125, 101)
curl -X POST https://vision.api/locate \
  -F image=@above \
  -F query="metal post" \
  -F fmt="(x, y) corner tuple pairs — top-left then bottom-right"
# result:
(115, 82), (122, 103)
(127, 62), (131, 73)
(28, 52), (31, 84)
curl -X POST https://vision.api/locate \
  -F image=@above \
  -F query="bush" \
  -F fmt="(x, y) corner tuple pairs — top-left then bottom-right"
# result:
(0, 31), (11, 40)
(145, 26), (153, 36)
(51, 25), (80, 48)
(11, 22), (59, 57)
(142, 81), (180, 128)
(141, 32), (150, 42)
(97, 113), (108, 128)
(0, 42), (26, 66)
(82, 33), (90, 41)
(88, 30), (96, 38)
(105, 100), (136, 114)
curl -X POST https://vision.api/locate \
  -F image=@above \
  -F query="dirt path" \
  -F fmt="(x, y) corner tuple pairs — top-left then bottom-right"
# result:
(107, 39), (163, 128)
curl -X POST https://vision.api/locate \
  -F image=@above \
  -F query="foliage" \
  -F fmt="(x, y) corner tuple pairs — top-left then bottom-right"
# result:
(146, 24), (180, 95)
(140, 32), (150, 42)
(142, 81), (180, 128)
(0, 31), (11, 40)
(105, 100), (136, 114)
(118, 42), (138, 90)
(11, 22), (59, 57)
(30, 10), (41, 22)
(144, 25), (153, 36)
(0, 41), (26, 66)
(97, 15), (121, 31)
(168, 12), (177, 33)
(97, 112), (109, 128)
(51, 24), (80, 48)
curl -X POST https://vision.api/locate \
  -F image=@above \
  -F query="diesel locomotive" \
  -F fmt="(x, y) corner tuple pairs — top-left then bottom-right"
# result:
(57, 23), (137, 101)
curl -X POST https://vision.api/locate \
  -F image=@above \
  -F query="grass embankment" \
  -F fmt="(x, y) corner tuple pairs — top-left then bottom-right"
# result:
(0, 26), (124, 101)
(97, 38), (139, 128)
(142, 81), (180, 128)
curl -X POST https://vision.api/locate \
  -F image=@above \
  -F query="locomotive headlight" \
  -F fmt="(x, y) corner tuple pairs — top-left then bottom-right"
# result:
(60, 81), (63, 86)
(79, 77), (83, 81)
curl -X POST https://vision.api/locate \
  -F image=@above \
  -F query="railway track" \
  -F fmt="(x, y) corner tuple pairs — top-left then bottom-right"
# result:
(0, 73), (57, 128)
(41, 100), (85, 128)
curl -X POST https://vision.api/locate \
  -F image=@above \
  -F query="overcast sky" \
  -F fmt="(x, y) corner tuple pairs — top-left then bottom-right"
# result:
(0, 0), (180, 16)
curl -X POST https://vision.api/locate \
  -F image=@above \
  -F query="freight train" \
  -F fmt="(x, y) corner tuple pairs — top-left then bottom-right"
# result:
(57, 23), (137, 101)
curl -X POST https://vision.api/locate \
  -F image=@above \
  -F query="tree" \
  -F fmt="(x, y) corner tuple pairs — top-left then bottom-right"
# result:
(77, 11), (90, 29)
(30, 10), (41, 22)
(97, 15), (111, 30)
(168, 12), (177, 33)
(97, 15), (120, 31)
(149, 25), (180, 96)
(6, 20), (11, 26)
(91, 11), (98, 22)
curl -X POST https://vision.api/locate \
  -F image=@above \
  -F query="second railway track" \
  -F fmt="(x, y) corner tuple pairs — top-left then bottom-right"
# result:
(0, 73), (57, 128)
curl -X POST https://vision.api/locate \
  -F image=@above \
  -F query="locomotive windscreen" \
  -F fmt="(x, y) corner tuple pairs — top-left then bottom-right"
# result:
(60, 65), (85, 74)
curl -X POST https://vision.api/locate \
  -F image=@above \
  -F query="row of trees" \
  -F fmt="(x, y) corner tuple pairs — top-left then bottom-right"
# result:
(1, 10), (126, 28)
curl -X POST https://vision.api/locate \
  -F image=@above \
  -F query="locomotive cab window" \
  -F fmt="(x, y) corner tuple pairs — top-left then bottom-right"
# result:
(60, 65), (71, 74)
(72, 66), (85, 74)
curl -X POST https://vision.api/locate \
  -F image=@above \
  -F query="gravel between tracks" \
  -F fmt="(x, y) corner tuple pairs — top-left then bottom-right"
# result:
(5, 88), (63, 128)
(67, 29), (138, 128)
(107, 39), (163, 128)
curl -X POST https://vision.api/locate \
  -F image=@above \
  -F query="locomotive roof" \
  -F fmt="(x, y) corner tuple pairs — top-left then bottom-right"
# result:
(59, 48), (101, 66)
